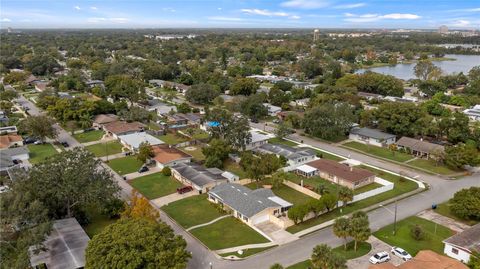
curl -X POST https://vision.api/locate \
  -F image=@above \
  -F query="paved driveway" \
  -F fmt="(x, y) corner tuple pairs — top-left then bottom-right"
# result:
(151, 191), (198, 207)
(347, 236), (405, 269)
(256, 222), (299, 245)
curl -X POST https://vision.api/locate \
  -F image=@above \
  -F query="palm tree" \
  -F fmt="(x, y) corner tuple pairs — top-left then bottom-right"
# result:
(333, 217), (350, 250)
(338, 186), (354, 207)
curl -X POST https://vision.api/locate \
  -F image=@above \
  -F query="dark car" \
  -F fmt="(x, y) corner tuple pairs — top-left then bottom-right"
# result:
(176, 186), (193, 194)
(23, 137), (37, 144)
(61, 142), (69, 147)
(250, 118), (259, 123)
(138, 166), (149, 173)
(124, 151), (132, 156)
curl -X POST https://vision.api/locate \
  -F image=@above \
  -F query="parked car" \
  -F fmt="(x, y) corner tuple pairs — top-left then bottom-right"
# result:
(33, 140), (44, 145)
(23, 137), (37, 144)
(369, 251), (390, 264)
(272, 119), (280, 124)
(0, 185), (10, 194)
(61, 142), (69, 148)
(177, 186), (193, 194)
(391, 247), (412, 261)
(138, 166), (149, 173)
(124, 151), (132, 156)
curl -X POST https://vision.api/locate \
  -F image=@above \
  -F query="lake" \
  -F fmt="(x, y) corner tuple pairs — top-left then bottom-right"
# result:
(356, 54), (480, 80)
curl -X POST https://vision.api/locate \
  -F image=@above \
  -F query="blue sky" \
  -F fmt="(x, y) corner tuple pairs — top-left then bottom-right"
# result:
(1, 0), (480, 29)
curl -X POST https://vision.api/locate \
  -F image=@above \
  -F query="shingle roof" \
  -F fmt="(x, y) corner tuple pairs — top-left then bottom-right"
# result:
(256, 143), (316, 160)
(172, 163), (227, 187)
(350, 127), (396, 140)
(396, 137), (444, 154)
(306, 159), (375, 184)
(93, 114), (118, 124)
(209, 183), (290, 218)
(0, 134), (23, 148)
(443, 223), (480, 253)
(103, 121), (145, 135)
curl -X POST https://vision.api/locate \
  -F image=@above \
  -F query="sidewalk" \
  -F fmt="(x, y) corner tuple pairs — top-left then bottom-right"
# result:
(100, 152), (127, 161)
(82, 137), (113, 146)
(124, 166), (162, 180)
(417, 209), (471, 233)
(216, 242), (277, 255)
(187, 215), (231, 231)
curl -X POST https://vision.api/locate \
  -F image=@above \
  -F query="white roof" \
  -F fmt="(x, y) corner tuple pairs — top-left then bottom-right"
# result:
(118, 132), (164, 149)
(296, 164), (317, 173)
(250, 130), (271, 144)
(268, 196), (292, 208)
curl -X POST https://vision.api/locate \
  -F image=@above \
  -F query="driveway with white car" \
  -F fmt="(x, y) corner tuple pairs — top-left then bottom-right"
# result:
(347, 236), (405, 269)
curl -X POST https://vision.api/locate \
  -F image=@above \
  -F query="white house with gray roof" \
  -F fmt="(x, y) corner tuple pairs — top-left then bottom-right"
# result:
(246, 130), (273, 150)
(255, 143), (316, 166)
(171, 163), (229, 193)
(349, 127), (396, 147)
(208, 183), (292, 226)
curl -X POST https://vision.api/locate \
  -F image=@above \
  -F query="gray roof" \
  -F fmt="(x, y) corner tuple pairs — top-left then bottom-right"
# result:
(29, 218), (90, 269)
(0, 146), (29, 168)
(397, 137), (444, 154)
(443, 223), (480, 253)
(172, 163), (227, 187)
(350, 127), (396, 140)
(250, 130), (270, 144)
(209, 183), (290, 218)
(256, 143), (316, 160)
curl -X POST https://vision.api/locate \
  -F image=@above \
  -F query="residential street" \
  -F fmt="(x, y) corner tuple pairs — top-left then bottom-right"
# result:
(18, 96), (480, 269)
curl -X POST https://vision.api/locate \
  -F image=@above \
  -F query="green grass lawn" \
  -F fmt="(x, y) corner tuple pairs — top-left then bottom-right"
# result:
(192, 129), (209, 140)
(147, 121), (162, 130)
(286, 242), (371, 269)
(156, 133), (189, 145)
(83, 204), (118, 238)
(85, 141), (123, 157)
(343, 141), (413, 162)
(180, 146), (205, 161)
(106, 156), (144, 175)
(190, 217), (270, 250)
(353, 182), (383, 195)
(268, 137), (298, 147)
(73, 130), (104, 143)
(408, 159), (460, 175)
(224, 160), (248, 179)
(129, 172), (182, 199)
(246, 178), (315, 206)
(286, 166), (418, 233)
(27, 143), (58, 164)
(434, 201), (479, 226)
(219, 246), (276, 258)
(374, 216), (453, 255)
(161, 194), (226, 228)
(313, 149), (345, 161)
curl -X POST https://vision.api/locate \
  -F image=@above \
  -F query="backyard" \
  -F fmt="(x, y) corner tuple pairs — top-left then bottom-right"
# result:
(374, 216), (453, 255)
(190, 216), (270, 250)
(129, 172), (182, 199)
(161, 194), (226, 228)
(180, 146), (205, 161)
(156, 133), (189, 145)
(82, 204), (118, 238)
(85, 141), (123, 157)
(224, 160), (248, 179)
(246, 178), (315, 206)
(106, 156), (144, 175)
(73, 130), (104, 143)
(27, 143), (58, 164)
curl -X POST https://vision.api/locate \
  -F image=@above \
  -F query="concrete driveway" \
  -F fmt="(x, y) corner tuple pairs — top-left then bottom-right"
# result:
(255, 222), (299, 245)
(151, 191), (198, 207)
(347, 236), (405, 269)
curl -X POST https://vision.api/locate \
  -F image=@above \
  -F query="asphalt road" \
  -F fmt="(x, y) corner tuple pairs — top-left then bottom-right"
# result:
(17, 95), (480, 269)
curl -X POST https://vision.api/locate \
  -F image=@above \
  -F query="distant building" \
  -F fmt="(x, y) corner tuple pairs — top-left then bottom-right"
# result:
(313, 29), (320, 41)
(263, 103), (282, 116)
(443, 223), (480, 263)
(463, 104), (480, 122)
(102, 121), (145, 138)
(439, 25), (449, 34)
(349, 127), (396, 147)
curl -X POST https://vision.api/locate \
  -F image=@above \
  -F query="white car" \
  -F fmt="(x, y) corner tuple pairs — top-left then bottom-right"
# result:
(391, 246), (412, 261)
(369, 251), (390, 264)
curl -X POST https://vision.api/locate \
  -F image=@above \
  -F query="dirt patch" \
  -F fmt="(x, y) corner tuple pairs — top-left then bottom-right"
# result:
(183, 146), (197, 151)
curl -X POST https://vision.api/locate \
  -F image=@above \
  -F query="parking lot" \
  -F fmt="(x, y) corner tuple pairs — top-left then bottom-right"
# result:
(347, 236), (406, 269)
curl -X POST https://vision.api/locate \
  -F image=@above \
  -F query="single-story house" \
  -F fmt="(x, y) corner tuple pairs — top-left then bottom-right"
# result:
(86, 80), (104, 88)
(0, 134), (24, 149)
(349, 127), (396, 147)
(1, 146), (30, 172)
(443, 223), (480, 263)
(166, 114), (189, 126)
(357, 91), (383, 100)
(369, 250), (468, 269)
(0, 126), (18, 135)
(171, 163), (229, 193)
(149, 80), (190, 94)
(263, 103), (282, 116)
(176, 113), (203, 126)
(246, 130), (271, 150)
(289, 98), (310, 107)
(208, 183), (292, 226)
(140, 99), (177, 116)
(29, 218), (90, 269)
(396, 137), (444, 159)
(296, 159), (375, 189)
(152, 144), (192, 168)
(92, 114), (119, 129)
(255, 143), (316, 166)
(25, 74), (40, 85)
(463, 104), (480, 122)
(103, 121), (145, 139)
(34, 81), (48, 92)
(118, 132), (164, 151)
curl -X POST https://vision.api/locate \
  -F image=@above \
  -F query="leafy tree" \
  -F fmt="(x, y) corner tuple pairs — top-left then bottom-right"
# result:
(245, 153), (283, 187)
(206, 107), (251, 150)
(121, 190), (159, 221)
(230, 77), (259, 96)
(272, 81), (293, 92)
(105, 75), (146, 105)
(18, 115), (57, 140)
(85, 218), (190, 269)
(373, 102), (428, 137)
(137, 142), (154, 163)
(410, 224), (425, 241)
(269, 87), (291, 106)
(333, 217), (351, 250)
(185, 83), (219, 105)
(444, 143), (480, 169)
(0, 89), (18, 101)
(3, 71), (29, 84)
(161, 166), (172, 176)
(449, 187), (480, 221)
(25, 54), (61, 75)
(275, 121), (292, 139)
(270, 263), (284, 269)
(467, 251), (480, 269)
(177, 102), (192, 113)
(348, 211), (371, 251)
(320, 193), (338, 212)
(418, 80), (446, 97)
(338, 186), (354, 207)
(414, 60), (441, 80)
(202, 139), (231, 168)
(119, 106), (151, 123)
(287, 204), (309, 225)
(240, 93), (268, 120)
(336, 72), (403, 97)
(299, 59), (323, 79)
(303, 103), (355, 141)
(308, 199), (325, 217)
(271, 171), (288, 189)
(311, 244), (347, 269)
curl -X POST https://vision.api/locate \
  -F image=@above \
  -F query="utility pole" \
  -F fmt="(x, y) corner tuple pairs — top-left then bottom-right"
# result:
(393, 199), (398, 235)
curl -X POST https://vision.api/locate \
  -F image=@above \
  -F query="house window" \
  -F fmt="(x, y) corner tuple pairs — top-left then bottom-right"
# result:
(451, 248), (459, 255)
(243, 216), (249, 222)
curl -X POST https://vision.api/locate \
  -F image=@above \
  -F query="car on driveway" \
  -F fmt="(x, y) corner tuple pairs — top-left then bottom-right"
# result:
(369, 251), (390, 264)
(391, 246), (412, 261)
(61, 142), (69, 148)
(177, 186), (193, 194)
(138, 166), (149, 173)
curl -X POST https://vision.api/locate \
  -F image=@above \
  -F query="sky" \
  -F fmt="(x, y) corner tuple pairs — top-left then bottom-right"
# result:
(1, 0), (480, 29)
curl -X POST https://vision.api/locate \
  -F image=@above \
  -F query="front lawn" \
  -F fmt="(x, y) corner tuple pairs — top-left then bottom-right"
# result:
(106, 156), (144, 175)
(161, 194), (226, 228)
(224, 160), (248, 179)
(156, 133), (189, 145)
(85, 141), (123, 157)
(434, 201), (479, 226)
(342, 141), (414, 163)
(408, 159), (460, 175)
(313, 149), (345, 161)
(286, 167), (418, 233)
(73, 130), (104, 143)
(129, 172), (182, 199)
(268, 137), (298, 147)
(28, 143), (58, 164)
(190, 217), (270, 250)
(374, 216), (453, 255)
(246, 178), (315, 206)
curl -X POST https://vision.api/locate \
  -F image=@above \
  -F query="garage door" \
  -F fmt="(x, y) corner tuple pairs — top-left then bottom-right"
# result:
(252, 214), (269, 225)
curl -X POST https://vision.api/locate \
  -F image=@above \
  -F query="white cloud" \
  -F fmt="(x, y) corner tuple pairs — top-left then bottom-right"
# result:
(74, 6), (81, 10)
(382, 13), (421, 19)
(87, 17), (128, 24)
(241, 9), (289, 17)
(344, 12), (421, 22)
(162, 8), (176, 12)
(217, 8), (222, 11)
(1, 18), (12, 22)
(90, 6), (97, 10)
(290, 15), (301, 19)
(334, 3), (366, 9)
(449, 20), (471, 27)
(207, 16), (244, 21)
(451, 7), (480, 12)
(280, 0), (330, 9)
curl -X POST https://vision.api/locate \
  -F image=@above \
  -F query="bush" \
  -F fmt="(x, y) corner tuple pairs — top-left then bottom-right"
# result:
(410, 224), (425, 241)
(161, 167), (171, 176)
(449, 187), (480, 221)
(102, 198), (125, 219)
